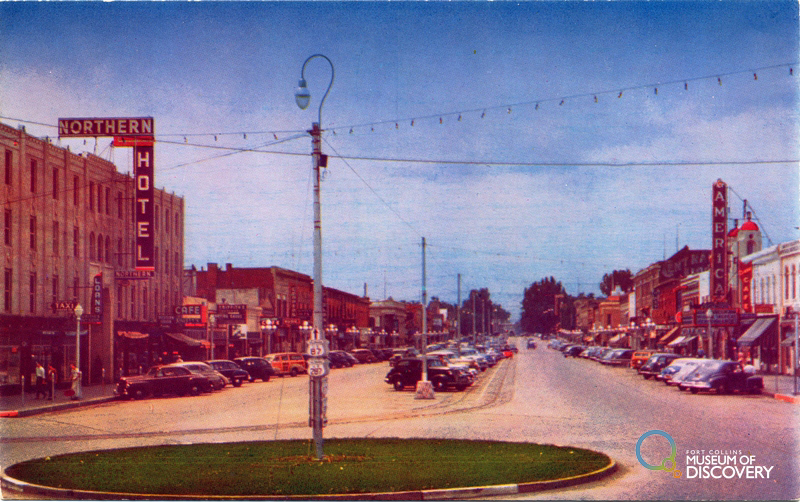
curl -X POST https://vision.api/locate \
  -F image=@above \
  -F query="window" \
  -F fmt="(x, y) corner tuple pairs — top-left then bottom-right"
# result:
(52, 275), (59, 306)
(165, 209), (170, 234)
(73, 226), (79, 258)
(117, 285), (123, 319)
(154, 205), (159, 231)
(97, 233), (103, 263)
(105, 187), (111, 215)
(29, 272), (36, 313)
(30, 159), (36, 193)
(793, 265), (797, 300)
(154, 246), (159, 272)
(4, 150), (11, 185)
(786, 267), (790, 300)
(97, 185), (103, 214)
(73, 176), (79, 206)
(89, 182), (94, 211)
(117, 238), (123, 266)
(52, 168), (59, 200)
(175, 252), (180, 276)
(89, 232), (95, 260)
(4, 209), (11, 246)
(4, 268), (11, 312)
(73, 276), (79, 301)
(175, 212), (180, 237)
(29, 216), (36, 251)
(105, 236), (110, 263)
(117, 192), (123, 219)
(53, 221), (59, 256)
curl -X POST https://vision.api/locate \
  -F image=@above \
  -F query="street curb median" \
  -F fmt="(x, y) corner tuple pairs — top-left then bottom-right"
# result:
(0, 458), (618, 500)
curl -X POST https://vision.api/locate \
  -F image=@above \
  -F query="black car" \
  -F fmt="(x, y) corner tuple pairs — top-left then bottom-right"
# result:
(385, 357), (472, 392)
(233, 357), (275, 382)
(328, 350), (354, 368)
(679, 360), (764, 394)
(207, 360), (250, 387)
(563, 345), (586, 358)
(115, 365), (210, 399)
(638, 353), (682, 380)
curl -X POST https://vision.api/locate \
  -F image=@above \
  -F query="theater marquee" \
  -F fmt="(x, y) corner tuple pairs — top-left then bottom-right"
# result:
(711, 179), (728, 301)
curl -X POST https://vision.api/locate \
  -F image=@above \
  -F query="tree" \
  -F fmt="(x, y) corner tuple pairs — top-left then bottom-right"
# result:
(599, 270), (634, 296)
(519, 277), (567, 334)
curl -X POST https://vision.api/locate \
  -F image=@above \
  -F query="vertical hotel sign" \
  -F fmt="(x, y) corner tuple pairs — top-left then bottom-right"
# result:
(58, 117), (155, 271)
(711, 179), (728, 301)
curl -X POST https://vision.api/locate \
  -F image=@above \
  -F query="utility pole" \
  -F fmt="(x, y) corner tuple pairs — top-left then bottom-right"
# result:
(416, 237), (434, 399)
(456, 274), (461, 356)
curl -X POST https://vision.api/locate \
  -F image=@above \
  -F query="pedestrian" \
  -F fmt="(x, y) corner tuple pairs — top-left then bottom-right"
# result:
(35, 362), (46, 399)
(743, 359), (757, 374)
(697, 349), (705, 358)
(47, 364), (57, 400)
(69, 363), (82, 400)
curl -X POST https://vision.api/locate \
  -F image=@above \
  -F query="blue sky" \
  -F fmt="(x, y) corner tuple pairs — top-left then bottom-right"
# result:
(2, 2), (798, 320)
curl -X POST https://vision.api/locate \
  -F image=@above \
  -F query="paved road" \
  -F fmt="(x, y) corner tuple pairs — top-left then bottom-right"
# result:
(1, 342), (798, 500)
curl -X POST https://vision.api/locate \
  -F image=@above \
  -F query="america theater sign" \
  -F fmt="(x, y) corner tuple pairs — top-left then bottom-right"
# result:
(711, 179), (728, 301)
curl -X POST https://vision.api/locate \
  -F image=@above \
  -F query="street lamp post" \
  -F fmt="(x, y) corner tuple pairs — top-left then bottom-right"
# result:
(705, 308), (713, 358)
(295, 54), (334, 461)
(74, 304), (83, 399)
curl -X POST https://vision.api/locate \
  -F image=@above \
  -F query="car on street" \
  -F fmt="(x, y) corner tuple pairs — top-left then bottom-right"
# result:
(563, 345), (586, 358)
(638, 353), (682, 379)
(630, 350), (655, 370)
(678, 360), (764, 394)
(265, 352), (308, 377)
(207, 360), (250, 387)
(233, 356), (276, 382)
(328, 350), (354, 368)
(526, 339), (537, 349)
(171, 361), (229, 390)
(661, 358), (704, 387)
(389, 347), (419, 366)
(115, 364), (210, 399)
(351, 348), (378, 364)
(600, 349), (634, 366)
(385, 357), (472, 392)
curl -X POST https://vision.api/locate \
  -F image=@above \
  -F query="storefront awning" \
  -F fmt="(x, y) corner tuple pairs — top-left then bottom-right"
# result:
(659, 326), (681, 345)
(608, 334), (622, 344)
(668, 335), (686, 347)
(780, 336), (798, 347)
(166, 332), (211, 348)
(117, 331), (148, 340)
(737, 317), (776, 347)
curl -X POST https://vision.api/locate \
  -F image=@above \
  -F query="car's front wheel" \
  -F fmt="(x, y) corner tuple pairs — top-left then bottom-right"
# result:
(233, 378), (243, 387)
(393, 380), (404, 391)
(262, 374), (271, 382)
(290, 367), (299, 377)
(189, 384), (201, 396)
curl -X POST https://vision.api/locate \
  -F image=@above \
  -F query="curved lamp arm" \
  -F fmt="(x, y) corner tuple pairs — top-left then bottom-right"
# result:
(296, 54), (335, 126)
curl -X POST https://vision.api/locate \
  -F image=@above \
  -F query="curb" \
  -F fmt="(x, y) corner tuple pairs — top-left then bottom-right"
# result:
(762, 391), (799, 404)
(0, 396), (117, 418)
(0, 458), (617, 500)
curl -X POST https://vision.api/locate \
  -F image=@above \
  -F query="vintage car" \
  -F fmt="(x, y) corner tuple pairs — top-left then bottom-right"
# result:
(385, 357), (472, 392)
(170, 361), (228, 390)
(207, 360), (251, 387)
(638, 353), (682, 379)
(233, 357), (275, 382)
(265, 352), (308, 377)
(679, 360), (764, 394)
(115, 365), (211, 399)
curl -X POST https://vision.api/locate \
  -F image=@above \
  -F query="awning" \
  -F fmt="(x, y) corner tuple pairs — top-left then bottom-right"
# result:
(117, 331), (148, 340)
(659, 326), (681, 345)
(608, 334), (622, 344)
(166, 332), (211, 348)
(737, 317), (777, 347)
(780, 336), (798, 347)
(668, 335), (686, 347)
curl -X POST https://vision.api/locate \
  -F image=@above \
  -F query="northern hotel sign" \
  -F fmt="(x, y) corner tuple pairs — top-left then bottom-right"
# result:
(59, 117), (155, 271)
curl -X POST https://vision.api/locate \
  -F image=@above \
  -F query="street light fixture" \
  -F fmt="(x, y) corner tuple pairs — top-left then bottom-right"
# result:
(295, 54), (334, 461)
(705, 308), (713, 358)
(73, 303), (83, 399)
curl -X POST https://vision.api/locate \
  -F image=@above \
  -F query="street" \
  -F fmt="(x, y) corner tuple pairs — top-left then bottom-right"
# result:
(1, 340), (798, 500)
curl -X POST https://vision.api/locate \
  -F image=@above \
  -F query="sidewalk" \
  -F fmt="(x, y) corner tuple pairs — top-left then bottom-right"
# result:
(761, 373), (800, 403)
(0, 383), (117, 417)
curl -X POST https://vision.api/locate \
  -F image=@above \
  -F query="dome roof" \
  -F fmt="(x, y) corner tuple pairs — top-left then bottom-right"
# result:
(741, 220), (759, 231)
(728, 227), (739, 238)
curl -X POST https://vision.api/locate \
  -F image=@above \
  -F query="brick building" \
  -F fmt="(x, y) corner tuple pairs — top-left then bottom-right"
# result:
(1, 122), (184, 388)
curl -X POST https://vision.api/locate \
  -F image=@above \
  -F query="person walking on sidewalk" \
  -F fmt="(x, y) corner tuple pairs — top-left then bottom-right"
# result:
(47, 364), (57, 400)
(35, 363), (46, 399)
(69, 363), (82, 401)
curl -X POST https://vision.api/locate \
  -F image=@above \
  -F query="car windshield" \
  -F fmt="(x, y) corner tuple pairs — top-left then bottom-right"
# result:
(428, 359), (445, 368)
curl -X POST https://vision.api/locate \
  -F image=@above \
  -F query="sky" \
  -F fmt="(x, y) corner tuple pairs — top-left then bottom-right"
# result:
(1, 1), (798, 321)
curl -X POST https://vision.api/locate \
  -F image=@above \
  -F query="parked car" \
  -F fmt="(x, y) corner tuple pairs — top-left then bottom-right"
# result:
(233, 356), (275, 382)
(265, 352), (308, 377)
(351, 348), (378, 364)
(171, 361), (228, 390)
(115, 365), (210, 399)
(385, 357), (472, 392)
(661, 358), (704, 387)
(328, 350), (354, 368)
(679, 360), (764, 394)
(638, 353), (682, 380)
(630, 350), (656, 370)
(600, 349), (635, 366)
(207, 360), (250, 387)
(389, 347), (419, 366)
(564, 345), (586, 358)
(526, 339), (537, 349)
